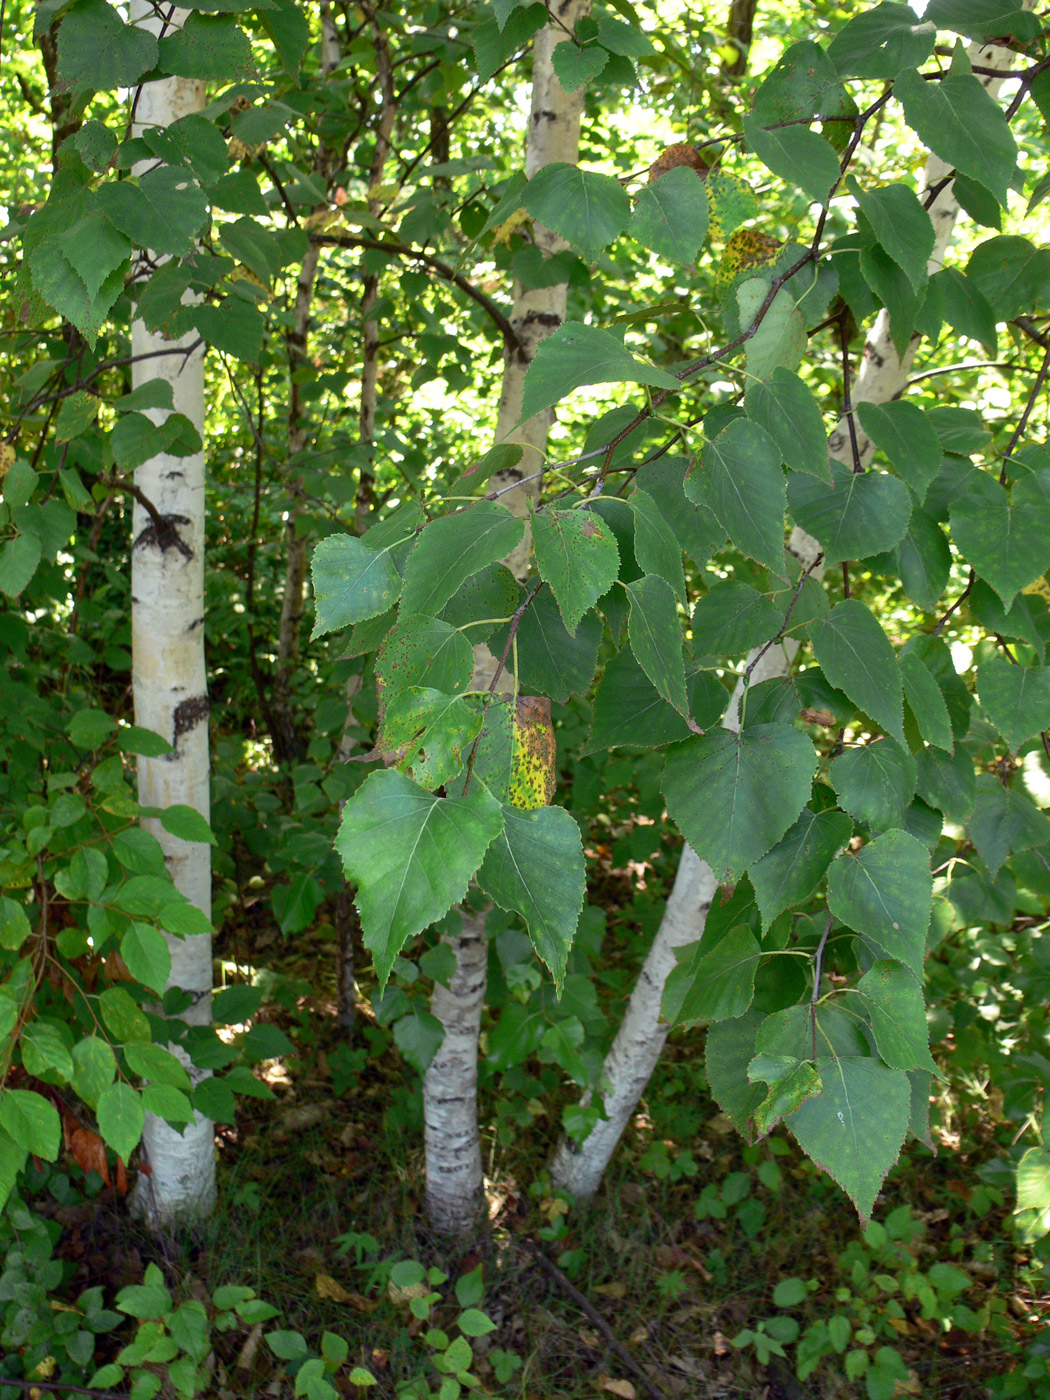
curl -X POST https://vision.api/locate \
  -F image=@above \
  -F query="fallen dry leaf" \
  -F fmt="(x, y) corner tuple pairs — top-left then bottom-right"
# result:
(594, 1282), (627, 1299)
(599, 1379), (636, 1399)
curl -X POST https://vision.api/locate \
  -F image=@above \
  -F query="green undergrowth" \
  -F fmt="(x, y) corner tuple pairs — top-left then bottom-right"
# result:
(3, 946), (1048, 1400)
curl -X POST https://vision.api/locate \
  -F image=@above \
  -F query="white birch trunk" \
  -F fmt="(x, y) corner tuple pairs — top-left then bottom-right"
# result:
(422, 912), (489, 1235)
(423, 1), (590, 1234)
(129, 4), (215, 1225)
(550, 28), (1026, 1199)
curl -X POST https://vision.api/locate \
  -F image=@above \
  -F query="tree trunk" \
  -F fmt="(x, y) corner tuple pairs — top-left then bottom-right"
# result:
(128, 3), (215, 1227)
(271, 13), (342, 762)
(422, 0), (591, 1236)
(722, 0), (757, 77)
(549, 26), (1027, 1200)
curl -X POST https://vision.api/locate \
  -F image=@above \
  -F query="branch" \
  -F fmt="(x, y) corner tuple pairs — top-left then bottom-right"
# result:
(311, 232), (519, 351)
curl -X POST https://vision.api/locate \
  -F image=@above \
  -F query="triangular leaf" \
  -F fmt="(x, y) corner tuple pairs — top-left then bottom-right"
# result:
(744, 368), (829, 481)
(688, 418), (787, 575)
(533, 507), (619, 635)
(520, 322), (679, 422)
(400, 503), (524, 619)
(827, 829), (933, 979)
(976, 654), (1050, 753)
(749, 808), (853, 928)
(788, 462), (911, 567)
(626, 574), (689, 716)
(809, 600), (906, 744)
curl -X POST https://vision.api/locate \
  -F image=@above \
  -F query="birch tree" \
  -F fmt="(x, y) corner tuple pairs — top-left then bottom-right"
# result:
(321, 0), (1050, 1230)
(420, 0), (590, 1238)
(549, 13), (1035, 1202)
(127, 3), (216, 1227)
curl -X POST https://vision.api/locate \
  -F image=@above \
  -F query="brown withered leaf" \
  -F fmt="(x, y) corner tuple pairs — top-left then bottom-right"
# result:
(649, 143), (711, 183)
(800, 707), (837, 727)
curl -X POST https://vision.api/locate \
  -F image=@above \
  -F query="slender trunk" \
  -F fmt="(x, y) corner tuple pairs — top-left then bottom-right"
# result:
(272, 245), (322, 763)
(422, 0), (591, 1236)
(423, 912), (488, 1235)
(549, 27), (1027, 1200)
(271, 13), (342, 760)
(721, 0), (757, 77)
(128, 5), (215, 1226)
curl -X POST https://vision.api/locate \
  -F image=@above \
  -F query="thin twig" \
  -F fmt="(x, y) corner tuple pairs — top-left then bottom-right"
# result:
(933, 567), (975, 635)
(811, 911), (835, 1062)
(523, 1239), (671, 1400)
(461, 579), (544, 795)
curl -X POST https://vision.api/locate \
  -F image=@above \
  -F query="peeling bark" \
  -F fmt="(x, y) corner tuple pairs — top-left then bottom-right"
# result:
(549, 27), (1026, 1200)
(128, 2), (215, 1227)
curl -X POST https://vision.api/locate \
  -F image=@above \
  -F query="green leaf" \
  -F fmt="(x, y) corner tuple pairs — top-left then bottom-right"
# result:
(932, 267), (998, 355)
(788, 462), (911, 568)
(0, 1089), (60, 1159)
(191, 295), (264, 363)
(786, 1057), (910, 1220)
(1018, 1146), (1050, 1213)
(744, 369), (829, 481)
(97, 167), (208, 257)
(827, 829), (933, 979)
(916, 745), (975, 823)
(705, 1012), (766, 1135)
(750, 808), (853, 928)
(900, 652), (953, 752)
(859, 242), (925, 358)
(310, 533), (404, 639)
(626, 574), (688, 717)
(925, 0), (1041, 43)
(120, 923), (172, 996)
(743, 116), (841, 205)
(968, 775), (1050, 878)
(898, 509), (951, 612)
(858, 961), (938, 1074)
(533, 508), (619, 635)
(27, 240), (123, 345)
(585, 651), (724, 752)
(477, 804), (585, 990)
(158, 14), (252, 78)
(830, 739), (916, 833)
(688, 418), (787, 575)
(855, 402), (941, 504)
(635, 456), (725, 566)
(373, 688), (482, 791)
(669, 926), (762, 1026)
(628, 165), (709, 264)
(376, 615), (473, 701)
(98, 987), (151, 1043)
(21, 1021), (73, 1083)
(737, 278), (807, 380)
(0, 897), (31, 952)
(753, 39), (848, 123)
(57, 0), (158, 88)
(663, 724), (817, 884)
(0, 533), (43, 598)
(809, 600), (905, 744)
(493, 588), (602, 704)
(72, 1037), (117, 1109)
(160, 805), (215, 845)
(692, 581), (781, 657)
(519, 322), (678, 421)
(336, 771), (503, 987)
(523, 164), (630, 263)
(401, 504), (524, 619)
(125, 1043), (191, 1092)
(850, 179), (934, 291)
(971, 580), (1046, 661)
(828, 4), (935, 79)
(392, 1009), (445, 1074)
(977, 655), (1050, 753)
(749, 1057), (823, 1137)
(551, 42), (609, 92)
(629, 488), (685, 601)
(894, 67), (1017, 207)
(97, 1083), (145, 1161)
(949, 469), (1050, 609)
(966, 237), (1050, 322)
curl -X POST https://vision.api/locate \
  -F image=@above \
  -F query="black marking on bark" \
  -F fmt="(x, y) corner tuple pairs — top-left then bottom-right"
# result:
(173, 695), (210, 748)
(134, 514), (193, 559)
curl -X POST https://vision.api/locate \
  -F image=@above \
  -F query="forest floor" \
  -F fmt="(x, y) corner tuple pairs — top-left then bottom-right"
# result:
(31, 879), (1050, 1400)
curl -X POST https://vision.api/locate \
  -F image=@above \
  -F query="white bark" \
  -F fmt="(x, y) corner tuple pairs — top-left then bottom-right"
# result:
(422, 913), (489, 1235)
(550, 28), (1026, 1199)
(129, 5), (214, 1225)
(423, 2), (590, 1234)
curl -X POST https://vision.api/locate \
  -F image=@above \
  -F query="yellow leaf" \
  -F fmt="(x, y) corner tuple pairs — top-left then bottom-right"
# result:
(491, 207), (529, 247)
(508, 696), (556, 810)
